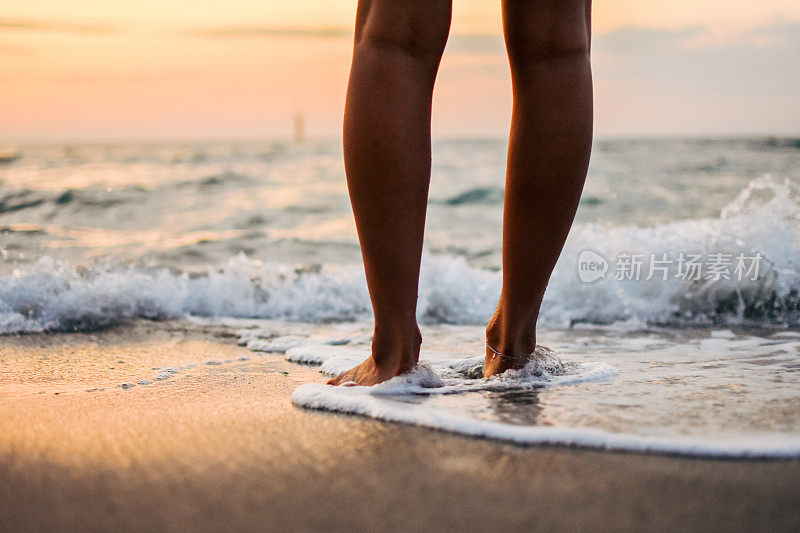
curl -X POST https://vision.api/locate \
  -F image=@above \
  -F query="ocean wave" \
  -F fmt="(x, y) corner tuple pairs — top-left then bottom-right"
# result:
(0, 189), (47, 214)
(0, 185), (146, 214)
(0, 177), (798, 334)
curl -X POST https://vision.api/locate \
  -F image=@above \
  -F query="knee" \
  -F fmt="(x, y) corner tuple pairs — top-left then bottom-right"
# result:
(355, 0), (451, 68)
(504, 0), (590, 68)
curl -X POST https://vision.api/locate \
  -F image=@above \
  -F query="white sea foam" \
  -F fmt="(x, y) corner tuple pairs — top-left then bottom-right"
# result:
(351, 356), (619, 396)
(249, 336), (324, 353)
(154, 368), (178, 381)
(0, 177), (798, 334)
(280, 340), (618, 395)
(291, 383), (800, 458)
(286, 344), (366, 366)
(305, 347), (472, 376)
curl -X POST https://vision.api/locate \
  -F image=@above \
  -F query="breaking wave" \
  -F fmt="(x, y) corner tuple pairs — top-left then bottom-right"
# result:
(1, 177), (798, 334)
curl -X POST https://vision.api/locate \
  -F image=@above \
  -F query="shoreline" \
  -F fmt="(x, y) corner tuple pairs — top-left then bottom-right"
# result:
(1, 320), (799, 531)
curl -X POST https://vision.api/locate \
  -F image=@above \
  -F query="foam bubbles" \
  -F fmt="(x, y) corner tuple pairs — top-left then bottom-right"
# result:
(275, 340), (618, 396)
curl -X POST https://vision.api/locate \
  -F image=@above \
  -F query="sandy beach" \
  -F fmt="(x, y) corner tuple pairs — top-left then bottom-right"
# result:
(0, 321), (797, 531)
(3, 0), (799, 528)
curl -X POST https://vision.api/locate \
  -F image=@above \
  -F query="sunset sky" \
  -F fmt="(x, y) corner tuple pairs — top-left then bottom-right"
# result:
(1, 0), (799, 141)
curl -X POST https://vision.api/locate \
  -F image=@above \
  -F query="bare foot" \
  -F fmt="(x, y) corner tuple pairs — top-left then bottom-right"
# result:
(327, 355), (416, 386)
(328, 326), (422, 386)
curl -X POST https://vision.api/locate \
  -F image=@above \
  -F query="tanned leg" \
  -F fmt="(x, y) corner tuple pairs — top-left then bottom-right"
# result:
(328, 0), (452, 385)
(484, 0), (593, 377)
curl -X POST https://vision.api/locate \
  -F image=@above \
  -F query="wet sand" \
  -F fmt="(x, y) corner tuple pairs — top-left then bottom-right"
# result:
(1, 321), (799, 531)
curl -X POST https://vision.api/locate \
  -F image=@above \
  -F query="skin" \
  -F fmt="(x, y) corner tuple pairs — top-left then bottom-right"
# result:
(329, 0), (593, 386)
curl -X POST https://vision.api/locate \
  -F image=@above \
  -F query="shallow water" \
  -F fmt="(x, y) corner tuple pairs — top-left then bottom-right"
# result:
(1, 137), (800, 455)
(230, 319), (800, 457)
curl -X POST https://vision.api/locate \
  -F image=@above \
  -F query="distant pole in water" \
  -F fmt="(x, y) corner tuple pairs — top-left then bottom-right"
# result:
(293, 112), (305, 143)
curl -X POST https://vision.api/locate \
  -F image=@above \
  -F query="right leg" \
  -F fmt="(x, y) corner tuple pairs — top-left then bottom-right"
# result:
(329, 0), (452, 386)
(485, 0), (593, 376)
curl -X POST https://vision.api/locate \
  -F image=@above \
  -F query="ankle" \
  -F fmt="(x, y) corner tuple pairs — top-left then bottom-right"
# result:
(486, 309), (537, 359)
(371, 322), (422, 366)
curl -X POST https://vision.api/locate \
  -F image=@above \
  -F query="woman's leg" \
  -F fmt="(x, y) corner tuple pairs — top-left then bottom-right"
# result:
(484, 0), (593, 376)
(329, 0), (452, 386)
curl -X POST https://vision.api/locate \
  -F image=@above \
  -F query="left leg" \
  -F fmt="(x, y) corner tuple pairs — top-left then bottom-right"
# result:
(328, 0), (452, 386)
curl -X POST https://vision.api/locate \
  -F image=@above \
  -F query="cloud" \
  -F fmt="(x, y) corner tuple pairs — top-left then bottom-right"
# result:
(595, 22), (800, 51)
(190, 26), (510, 54)
(193, 20), (797, 99)
(190, 26), (352, 39)
(742, 21), (800, 47)
(593, 25), (707, 51)
(443, 21), (800, 56)
(0, 43), (31, 55)
(590, 22), (800, 95)
(0, 18), (118, 35)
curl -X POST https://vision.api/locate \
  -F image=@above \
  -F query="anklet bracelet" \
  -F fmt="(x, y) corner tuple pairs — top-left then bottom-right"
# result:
(486, 342), (518, 361)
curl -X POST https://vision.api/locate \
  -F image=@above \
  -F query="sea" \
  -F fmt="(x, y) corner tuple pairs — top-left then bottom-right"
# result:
(2, 137), (799, 457)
